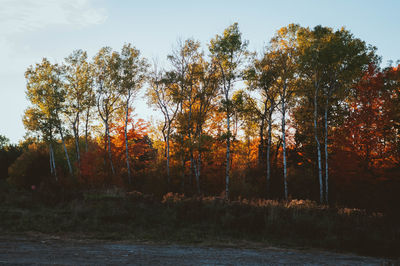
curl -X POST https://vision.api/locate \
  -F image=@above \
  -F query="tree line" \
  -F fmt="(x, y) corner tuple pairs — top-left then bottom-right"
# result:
(6, 23), (399, 209)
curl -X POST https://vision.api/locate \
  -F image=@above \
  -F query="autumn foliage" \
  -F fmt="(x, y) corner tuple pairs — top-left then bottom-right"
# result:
(1, 23), (397, 218)
(79, 116), (155, 188)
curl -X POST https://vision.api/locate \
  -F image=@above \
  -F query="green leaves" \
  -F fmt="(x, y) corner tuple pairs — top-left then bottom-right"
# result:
(0, 135), (10, 149)
(24, 58), (66, 141)
(209, 23), (249, 86)
(119, 43), (148, 98)
(64, 49), (94, 113)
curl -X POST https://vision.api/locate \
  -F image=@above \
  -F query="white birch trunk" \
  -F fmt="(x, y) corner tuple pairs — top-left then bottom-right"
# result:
(59, 127), (73, 176)
(85, 107), (90, 152)
(266, 109), (273, 196)
(281, 89), (288, 200)
(125, 99), (132, 184)
(166, 127), (171, 184)
(73, 118), (80, 170)
(324, 97), (329, 204)
(106, 122), (115, 175)
(258, 118), (265, 166)
(225, 110), (231, 199)
(50, 142), (57, 181)
(314, 82), (324, 204)
(74, 128), (80, 167)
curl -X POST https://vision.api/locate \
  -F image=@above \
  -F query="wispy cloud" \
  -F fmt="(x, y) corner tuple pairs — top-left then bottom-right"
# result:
(0, 0), (107, 34)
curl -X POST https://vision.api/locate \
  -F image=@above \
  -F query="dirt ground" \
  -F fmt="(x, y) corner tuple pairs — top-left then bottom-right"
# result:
(0, 235), (395, 265)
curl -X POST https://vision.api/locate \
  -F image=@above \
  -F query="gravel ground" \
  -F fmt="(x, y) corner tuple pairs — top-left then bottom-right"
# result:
(0, 236), (395, 265)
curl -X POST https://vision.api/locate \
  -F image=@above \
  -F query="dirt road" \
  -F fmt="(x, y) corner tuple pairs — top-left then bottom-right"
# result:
(0, 236), (393, 265)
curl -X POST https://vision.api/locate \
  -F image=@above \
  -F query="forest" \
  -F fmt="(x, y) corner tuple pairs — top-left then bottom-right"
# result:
(0, 23), (399, 257)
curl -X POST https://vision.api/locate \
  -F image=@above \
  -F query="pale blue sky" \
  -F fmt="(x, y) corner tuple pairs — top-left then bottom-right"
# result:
(0, 0), (399, 143)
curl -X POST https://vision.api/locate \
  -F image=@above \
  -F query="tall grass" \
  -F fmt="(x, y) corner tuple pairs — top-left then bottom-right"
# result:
(0, 186), (398, 258)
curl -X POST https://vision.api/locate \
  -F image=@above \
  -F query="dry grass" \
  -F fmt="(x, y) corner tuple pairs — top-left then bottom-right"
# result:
(0, 187), (399, 258)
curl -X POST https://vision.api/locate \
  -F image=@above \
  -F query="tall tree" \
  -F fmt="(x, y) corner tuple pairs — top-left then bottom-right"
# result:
(320, 28), (375, 204)
(298, 26), (329, 203)
(165, 39), (219, 193)
(167, 39), (203, 191)
(93, 47), (121, 176)
(298, 25), (375, 203)
(269, 24), (300, 200)
(118, 43), (148, 185)
(209, 23), (248, 199)
(191, 58), (219, 193)
(64, 49), (94, 171)
(148, 65), (180, 184)
(244, 49), (279, 196)
(24, 58), (72, 178)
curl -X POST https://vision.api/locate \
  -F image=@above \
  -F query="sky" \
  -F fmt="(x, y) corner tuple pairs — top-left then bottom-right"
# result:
(0, 0), (399, 143)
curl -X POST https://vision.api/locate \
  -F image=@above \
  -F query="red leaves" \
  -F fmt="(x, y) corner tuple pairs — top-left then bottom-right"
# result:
(333, 64), (399, 178)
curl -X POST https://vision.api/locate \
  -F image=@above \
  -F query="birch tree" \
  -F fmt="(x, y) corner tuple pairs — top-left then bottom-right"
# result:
(321, 28), (374, 204)
(118, 43), (148, 185)
(269, 24), (300, 200)
(191, 59), (219, 193)
(93, 47), (121, 176)
(209, 23), (248, 199)
(167, 39), (203, 191)
(23, 107), (58, 179)
(24, 58), (72, 178)
(298, 25), (374, 203)
(64, 49), (93, 170)
(244, 50), (279, 196)
(148, 65), (180, 184)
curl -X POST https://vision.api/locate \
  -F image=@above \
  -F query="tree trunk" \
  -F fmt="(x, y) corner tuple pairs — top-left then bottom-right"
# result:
(74, 129), (80, 168)
(314, 83), (323, 204)
(225, 110), (231, 199)
(125, 100), (132, 185)
(192, 150), (201, 194)
(266, 108), (273, 196)
(106, 122), (115, 175)
(281, 92), (288, 200)
(49, 143), (54, 176)
(258, 117), (265, 166)
(181, 155), (185, 193)
(73, 118), (80, 171)
(50, 143), (57, 181)
(195, 152), (201, 194)
(49, 143), (53, 175)
(193, 123), (203, 195)
(188, 100), (195, 190)
(166, 126), (171, 184)
(324, 97), (329, 205)
(190, 155), (196, 191)
(85, 107), (90, 152)
(59, 127), (73, 176)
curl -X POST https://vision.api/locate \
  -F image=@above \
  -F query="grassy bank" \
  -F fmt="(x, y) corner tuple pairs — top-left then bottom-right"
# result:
(0, 186), (399, 258)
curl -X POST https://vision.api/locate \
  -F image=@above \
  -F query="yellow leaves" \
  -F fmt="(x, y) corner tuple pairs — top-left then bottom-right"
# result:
(277, 27), (288, 37)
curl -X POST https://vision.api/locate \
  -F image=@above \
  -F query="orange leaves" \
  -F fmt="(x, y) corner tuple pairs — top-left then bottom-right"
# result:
(109, 115), (154, 174)
(78, 114), (155, 187)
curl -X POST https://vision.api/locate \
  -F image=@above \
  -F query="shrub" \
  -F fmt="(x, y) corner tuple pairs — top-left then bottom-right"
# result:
(7, 144), (50, 189)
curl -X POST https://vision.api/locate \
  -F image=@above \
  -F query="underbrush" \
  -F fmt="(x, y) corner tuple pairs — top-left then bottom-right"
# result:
(0, 186), (399, 258)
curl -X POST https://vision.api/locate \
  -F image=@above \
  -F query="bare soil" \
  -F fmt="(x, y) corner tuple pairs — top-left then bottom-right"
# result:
(0, 235), (394, 265)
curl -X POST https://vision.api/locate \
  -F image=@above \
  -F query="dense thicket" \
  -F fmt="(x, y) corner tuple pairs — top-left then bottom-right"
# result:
(3, 23), (399, 213)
